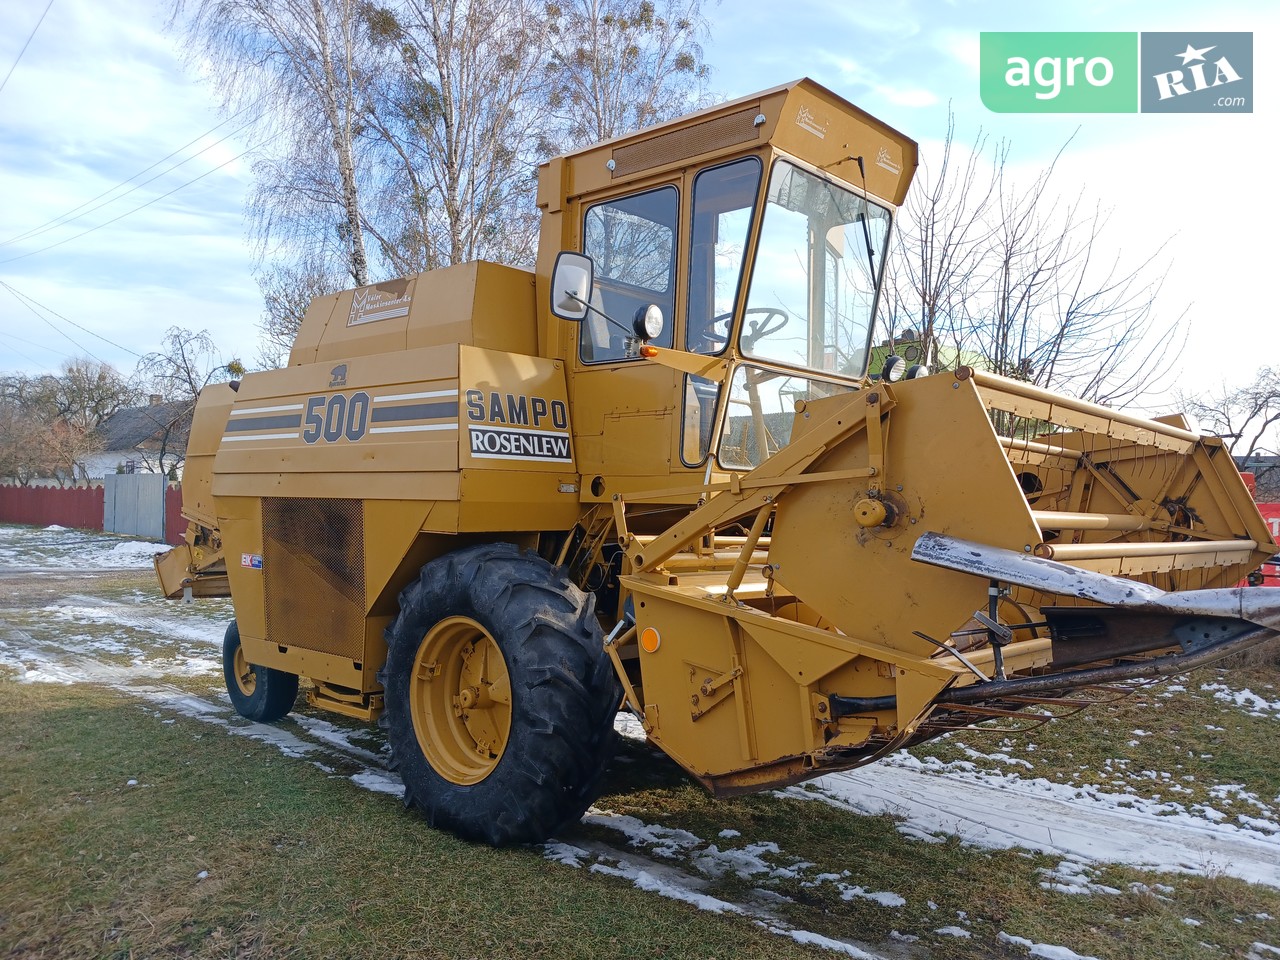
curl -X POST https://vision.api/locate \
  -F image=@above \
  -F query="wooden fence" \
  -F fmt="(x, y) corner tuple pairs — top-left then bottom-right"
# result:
(0, 482), (185, 545)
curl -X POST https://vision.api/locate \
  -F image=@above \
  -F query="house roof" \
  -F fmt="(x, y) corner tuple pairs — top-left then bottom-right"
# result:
(97, 400), (194, 452)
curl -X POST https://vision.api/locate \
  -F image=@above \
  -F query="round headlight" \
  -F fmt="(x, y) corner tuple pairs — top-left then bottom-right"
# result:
(633, 304), (664, 340)
(880, 354), (905, 383)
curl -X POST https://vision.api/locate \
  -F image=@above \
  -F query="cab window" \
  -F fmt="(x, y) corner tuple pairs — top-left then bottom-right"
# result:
(686, 158), (760, 356)
(680, 158), (761, 466)
(580, 186), (678, 363)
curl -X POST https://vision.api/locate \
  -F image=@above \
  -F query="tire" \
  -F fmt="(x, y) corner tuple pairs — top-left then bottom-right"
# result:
(380, 542), (620, 846)
(222, 620), (299, 723)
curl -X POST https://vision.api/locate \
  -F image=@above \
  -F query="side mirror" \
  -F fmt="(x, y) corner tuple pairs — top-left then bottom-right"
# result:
(550, 251), (594, 321)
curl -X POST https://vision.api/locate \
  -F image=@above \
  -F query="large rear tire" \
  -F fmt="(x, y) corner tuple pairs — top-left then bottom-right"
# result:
(380, 543), (620, 845)
(222, 620), (299, 723)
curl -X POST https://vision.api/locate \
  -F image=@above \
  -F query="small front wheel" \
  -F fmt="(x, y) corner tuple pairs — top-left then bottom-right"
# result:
(222, 620), (299, 722)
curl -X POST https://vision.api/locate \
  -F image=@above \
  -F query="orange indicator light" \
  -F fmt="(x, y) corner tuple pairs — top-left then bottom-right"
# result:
(639, 626), (661, 653)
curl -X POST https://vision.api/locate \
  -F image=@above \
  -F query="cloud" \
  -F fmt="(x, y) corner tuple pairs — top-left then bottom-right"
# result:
(874, 85), (939, 108)
(937, 30), (981, 74)
(815, 54), (938, 110)
(0, 0), (260, 376)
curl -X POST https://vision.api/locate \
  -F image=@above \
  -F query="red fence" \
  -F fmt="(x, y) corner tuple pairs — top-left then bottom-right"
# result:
(0, 485), (105, 531)
(0, 484), (186, 544)
(165, 484), (185, 545)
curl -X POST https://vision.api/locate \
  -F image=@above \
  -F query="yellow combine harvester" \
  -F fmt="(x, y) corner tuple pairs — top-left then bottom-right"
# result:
(156, 79), (1279, 845)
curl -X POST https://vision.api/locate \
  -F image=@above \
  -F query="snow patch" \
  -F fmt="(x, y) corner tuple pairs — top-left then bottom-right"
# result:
(998, 931), (1101, 960)
(591, 862), (740, 914)
(613, 712), (647, 741)
(543, 841), (589, 868)
(1038, 858), (1121, 896)
(1201, 683), (1280, 716)
(784, 756), (1280, 888)
(349, 769), (404, 797)
(755, 922), (884, 959)
(583, 810), (702, 858)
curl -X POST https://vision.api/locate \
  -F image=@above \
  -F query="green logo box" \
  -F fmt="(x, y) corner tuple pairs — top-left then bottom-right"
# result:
(981, 32), (1139, 113)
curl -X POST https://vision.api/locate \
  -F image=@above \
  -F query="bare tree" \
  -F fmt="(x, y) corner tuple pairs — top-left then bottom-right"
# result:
(136, 328), (245, 402)
(0, 394), (56, 485)
(884, 115), (1184, 406)
(173, 0), (374, 286)
(880, 115), (1000, 359)
(37, 359), (140, 432)
(362, 0), (555, 271)
(173, 0), (724, 360)
(0, 361), (138, 484)
(134, 328), (245, 474)
(1178, 367), (1280, 492)
(255, 259), (347, 368)
(545, 0), (712, 146)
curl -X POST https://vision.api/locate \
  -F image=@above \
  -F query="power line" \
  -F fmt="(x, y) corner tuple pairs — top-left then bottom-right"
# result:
(0, 328), (73, 360)
(1, 283), (108, 364)
(0, 333), (51, 369)
(0, 280), (144, 360)
(1, 106), (261, 248)
(0, 0), (55, 98)
(0, 137), (269, 266)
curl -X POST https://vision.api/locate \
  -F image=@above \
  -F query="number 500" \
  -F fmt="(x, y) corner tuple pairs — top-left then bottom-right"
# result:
(302, 392), (370, 444)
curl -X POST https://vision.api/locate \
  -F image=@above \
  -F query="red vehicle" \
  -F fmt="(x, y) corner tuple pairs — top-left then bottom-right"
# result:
(1248, 500), (1280, 586)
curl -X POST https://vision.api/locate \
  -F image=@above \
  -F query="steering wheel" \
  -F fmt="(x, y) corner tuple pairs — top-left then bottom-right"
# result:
(698, 307), (790, 353)
(740, 307), (789, 351)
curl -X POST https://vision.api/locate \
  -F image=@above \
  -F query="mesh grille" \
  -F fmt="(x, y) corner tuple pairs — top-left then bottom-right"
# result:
(263, 498), (366, 661)
(611, 107), (761, 178)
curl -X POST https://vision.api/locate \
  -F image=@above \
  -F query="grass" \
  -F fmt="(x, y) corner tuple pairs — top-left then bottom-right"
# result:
(905, 672), (1280, 816)
(578, 728), (1280, 960)
(0, 678), (828, 960)
(3, 559), (1279, 959)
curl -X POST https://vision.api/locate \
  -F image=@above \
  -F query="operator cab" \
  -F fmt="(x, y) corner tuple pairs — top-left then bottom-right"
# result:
(538, 78), (918, 492)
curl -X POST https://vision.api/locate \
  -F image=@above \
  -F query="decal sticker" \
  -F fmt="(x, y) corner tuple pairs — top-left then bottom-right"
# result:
(875, 145), (902, 175)
(463, 389), (572, 463)
(469, 426), (572, 462)
(795, 104), (827, 139)
(222, 390), (460, 443)
(348, 286), (412, 326)
(241, 554), (263, 569)
(223, 403), (304, 442)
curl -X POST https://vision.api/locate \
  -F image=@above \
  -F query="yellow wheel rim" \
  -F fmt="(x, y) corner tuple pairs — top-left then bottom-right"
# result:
(232, 644), (257, 697)
(410, 616), (512, 785)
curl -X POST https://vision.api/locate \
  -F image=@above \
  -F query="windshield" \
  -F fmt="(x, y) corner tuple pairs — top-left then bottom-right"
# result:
(740, 160), (891, 378)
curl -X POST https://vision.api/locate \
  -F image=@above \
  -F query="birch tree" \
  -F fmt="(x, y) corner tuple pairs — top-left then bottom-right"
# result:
(362, 0), (553, 271)
(545, 0), (712, 146)
(173, 0), (374, 286)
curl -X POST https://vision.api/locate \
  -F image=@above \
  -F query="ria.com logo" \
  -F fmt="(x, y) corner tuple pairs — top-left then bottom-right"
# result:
(980, 32), (1252, 113)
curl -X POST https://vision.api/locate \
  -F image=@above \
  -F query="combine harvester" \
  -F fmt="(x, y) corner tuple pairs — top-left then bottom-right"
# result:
(157, 79), (1279, 844)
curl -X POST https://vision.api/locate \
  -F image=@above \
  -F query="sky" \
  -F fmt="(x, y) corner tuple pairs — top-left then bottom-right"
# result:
(0, 0), (1276, 410)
